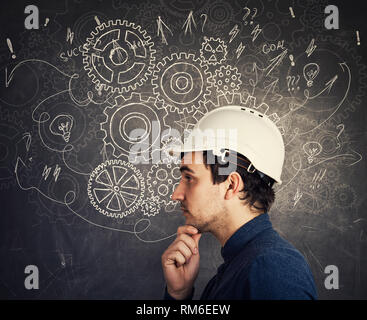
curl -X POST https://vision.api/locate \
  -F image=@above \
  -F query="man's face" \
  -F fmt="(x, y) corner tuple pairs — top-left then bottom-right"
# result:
(171, 152), (227, 233)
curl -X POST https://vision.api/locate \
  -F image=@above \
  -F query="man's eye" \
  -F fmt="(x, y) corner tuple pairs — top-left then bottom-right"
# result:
(184, 175), (192, 181)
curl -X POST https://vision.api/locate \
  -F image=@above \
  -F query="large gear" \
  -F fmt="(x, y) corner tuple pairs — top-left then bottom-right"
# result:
(82, 19), (156, 94)
(100, 93), (169, 162)
(301, 183), (331, 215)
(87, 159), (145, 218)
(152, 52), (213, 114)
(200, 37), (227, 66)
(163, 101), (207, 143)
(147, 163), (181, 208)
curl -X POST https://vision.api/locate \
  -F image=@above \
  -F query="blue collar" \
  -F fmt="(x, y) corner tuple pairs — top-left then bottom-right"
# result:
(220, 213), (273, 263)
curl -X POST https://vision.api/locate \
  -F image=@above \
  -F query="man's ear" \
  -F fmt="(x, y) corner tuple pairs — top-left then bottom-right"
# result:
(224, 172), (244, 200)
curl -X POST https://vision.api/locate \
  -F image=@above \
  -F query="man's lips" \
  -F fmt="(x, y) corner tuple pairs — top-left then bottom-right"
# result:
(180, 207), (189, 213)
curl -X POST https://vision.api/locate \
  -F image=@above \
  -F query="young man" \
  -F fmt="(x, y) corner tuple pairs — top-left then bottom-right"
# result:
(161, 106), (317, 300)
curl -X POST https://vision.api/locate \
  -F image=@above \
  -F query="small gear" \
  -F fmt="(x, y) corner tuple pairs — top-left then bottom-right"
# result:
(212, 65), (242, 95)
(200, 37), (227, 66)
(333, 184), (357, 210)
(87, 159), (145, 218)
(158, 135), (183, 165)
(82, 19), (156, 94)
(152, 52), (213, 114)
(323, 163), (340, 185)
(139, 197), (161, 217)
(206, 0), (235, 31)
(147, 163), (181, 207)
(100, 93), (169, 162)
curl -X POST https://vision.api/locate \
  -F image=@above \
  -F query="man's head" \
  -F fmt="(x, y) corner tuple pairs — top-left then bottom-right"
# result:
(169, 106), (284, 237)
(171, 150), (276, 234)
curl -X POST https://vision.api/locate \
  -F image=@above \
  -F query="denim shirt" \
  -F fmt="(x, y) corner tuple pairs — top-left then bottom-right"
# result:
(164, 213), (318, 300)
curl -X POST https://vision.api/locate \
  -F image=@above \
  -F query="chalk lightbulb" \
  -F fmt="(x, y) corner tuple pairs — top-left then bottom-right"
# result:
(303, 63), (320, 87)
(302, 141), (322, 164)
(49, 114), (74, 143)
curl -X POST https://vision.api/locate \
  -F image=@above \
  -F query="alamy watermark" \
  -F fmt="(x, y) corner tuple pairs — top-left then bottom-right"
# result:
(324, 265), (339, 290)
(24, 5), (39, 30)
(24, 265), (39, 290)
(128, 122), (238, 175)
(324, 5), (339, 30)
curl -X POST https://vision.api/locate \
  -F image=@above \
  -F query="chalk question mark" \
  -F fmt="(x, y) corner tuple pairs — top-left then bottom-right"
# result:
(336, 124), (344, 149)
(201, 14), (208, 32)
(250, 8), (258, 25)
(243, 7), (251, 25)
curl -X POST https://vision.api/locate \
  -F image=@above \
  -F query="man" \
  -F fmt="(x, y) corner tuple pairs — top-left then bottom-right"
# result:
(161, 106), (317, 300)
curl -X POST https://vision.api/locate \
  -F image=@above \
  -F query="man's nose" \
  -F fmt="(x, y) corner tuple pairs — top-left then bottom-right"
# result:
(171, 180), (184, 202)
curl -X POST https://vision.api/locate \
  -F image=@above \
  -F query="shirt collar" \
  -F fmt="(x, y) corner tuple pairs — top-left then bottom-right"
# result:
(220, 213), (272, 263)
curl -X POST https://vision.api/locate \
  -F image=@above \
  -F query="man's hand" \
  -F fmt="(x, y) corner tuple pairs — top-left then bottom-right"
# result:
(161, 225), (202, 300)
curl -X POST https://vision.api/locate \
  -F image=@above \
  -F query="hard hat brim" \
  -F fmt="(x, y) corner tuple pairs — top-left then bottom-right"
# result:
(168, 144), (282, 185)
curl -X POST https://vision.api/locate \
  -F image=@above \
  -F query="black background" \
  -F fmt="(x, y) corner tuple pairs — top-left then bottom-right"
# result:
(0, 0), (366, 300)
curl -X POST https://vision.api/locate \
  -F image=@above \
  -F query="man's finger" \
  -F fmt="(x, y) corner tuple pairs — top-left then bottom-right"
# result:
(192, 233), (202, 247)
(175, 241), (193, 261)
(177, 225), (198, 235)
(165, 250), (186, 267)
(174, 233), (198, 255)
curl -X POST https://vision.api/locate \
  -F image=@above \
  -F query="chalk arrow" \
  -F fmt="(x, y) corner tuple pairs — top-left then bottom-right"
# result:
(5, 59), (75, 88)
(299, 62), (351, 136)
(264, 49), (288, 76)
(304, 75), (338, 100)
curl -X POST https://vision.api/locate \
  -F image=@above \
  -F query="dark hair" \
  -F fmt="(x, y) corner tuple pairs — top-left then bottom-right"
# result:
(202, 150), (275, 213)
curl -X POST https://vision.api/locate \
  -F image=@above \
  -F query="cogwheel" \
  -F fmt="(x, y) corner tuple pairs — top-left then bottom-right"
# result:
(87, 159), (145, 218)
(299, 0), (329, 32)
(100, 93), (169, 162)
(205, 0), (235, 31)
(300, 182), (331, 215)
(82, 19), (156, 94)
(333, 184), (357, 210)
(323, 163), (340, 185)
(147, 163), (181, 207)
(139, 197), (161, 217)
(159, 135), (183, 165)
(163, 101), (207, 141)
(152, 52), (213, 114)
(200, 37), (227, 66)
(212, 65), (242, 95)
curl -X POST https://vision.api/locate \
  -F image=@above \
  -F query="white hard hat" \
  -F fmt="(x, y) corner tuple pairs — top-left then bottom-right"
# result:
(170, 106), (285, 184)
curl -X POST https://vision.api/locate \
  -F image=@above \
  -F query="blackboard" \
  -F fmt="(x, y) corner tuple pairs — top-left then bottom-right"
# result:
(0, 0), (366, 299)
